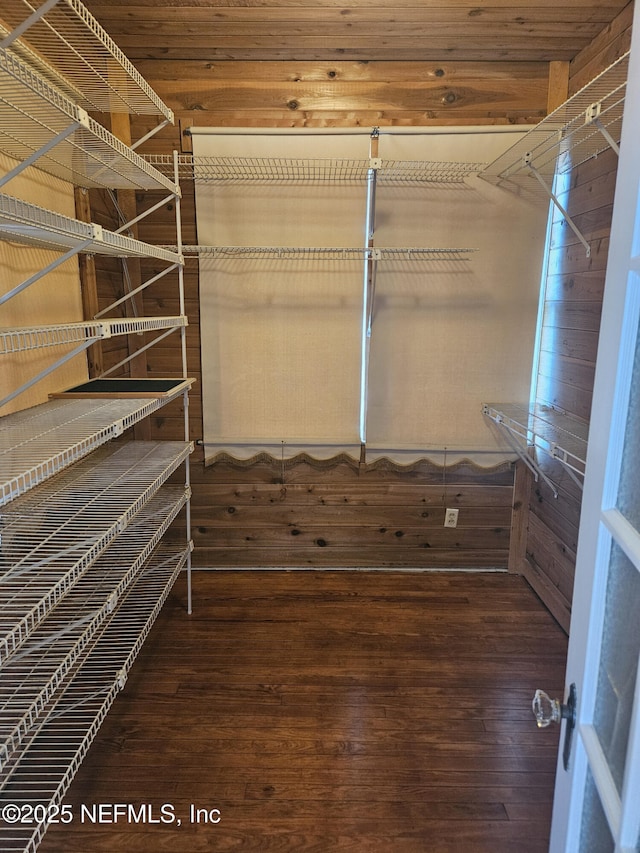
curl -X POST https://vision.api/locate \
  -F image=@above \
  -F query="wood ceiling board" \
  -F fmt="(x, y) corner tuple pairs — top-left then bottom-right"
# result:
(83, 0), (629, 63)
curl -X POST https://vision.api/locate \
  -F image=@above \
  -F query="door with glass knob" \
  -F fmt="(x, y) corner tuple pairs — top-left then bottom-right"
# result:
(548, 6), (640, 849)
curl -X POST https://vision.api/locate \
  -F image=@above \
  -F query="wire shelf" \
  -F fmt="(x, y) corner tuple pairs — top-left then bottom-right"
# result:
(483, 402), (589, 492)
(0, 389), (191, 506)
(0, 0), (173, 120)
(0, 317), (188, 355)
(0, 484), (189, 772)
(0, 192), (182, 261)
(0, 440), (192, 667)
(479, 51), (629, 185)
(145, 154), (483, 184)
(182, 245), (478, 261)
(378, 160), (484, 183)
(0, 48), (177, 192)
(0, 541), (189, 852)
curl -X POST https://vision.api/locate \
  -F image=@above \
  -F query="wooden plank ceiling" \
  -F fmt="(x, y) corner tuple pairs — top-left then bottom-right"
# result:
(81, 0), (632, 128)
(85, 0), (628, 62)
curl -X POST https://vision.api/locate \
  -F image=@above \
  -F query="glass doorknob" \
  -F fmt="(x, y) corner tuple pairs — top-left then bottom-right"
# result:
(532, 684), (577, 770)
(533, 689), (562, 727)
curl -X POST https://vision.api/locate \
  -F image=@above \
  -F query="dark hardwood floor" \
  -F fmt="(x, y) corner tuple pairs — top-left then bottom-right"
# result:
(39, 570), (568, 852)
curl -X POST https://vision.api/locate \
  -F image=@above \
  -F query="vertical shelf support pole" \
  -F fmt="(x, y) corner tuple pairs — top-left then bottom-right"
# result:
(173, 149), (193, 615)
(359, 128), (379, 456)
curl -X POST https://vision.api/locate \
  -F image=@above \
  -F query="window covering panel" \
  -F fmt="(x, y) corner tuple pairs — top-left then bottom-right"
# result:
(368, 131), (548, 450)
(193, 128), (547, 465)
(193, 131), (368, 461)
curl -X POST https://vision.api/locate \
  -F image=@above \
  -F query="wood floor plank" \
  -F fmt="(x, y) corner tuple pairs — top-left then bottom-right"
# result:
(38, 570), (567, 853)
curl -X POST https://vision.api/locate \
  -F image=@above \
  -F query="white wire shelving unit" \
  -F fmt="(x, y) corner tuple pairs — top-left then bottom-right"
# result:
(146, 153), (484, 185)
(0, 430), (195, 849)
(0, 541), (189, 853)
(0, 383), (192, 506)
(0, 482), (189, 763)
(482, 402), (589, 497)
(181, 245), (478, 261)
(0, 316), (187, 355)
(479, 55), (627, 495)
(0, 0), (173, 124)
(0, 5), (194, 850)
(0, 190), (185, 326)
(0, 47), (178, 194)
(478, 51), (629, 257)
(479, 52), (628, 186)
(0, 192), (182, 261)
(148, 152), (480, 263)
(0, 440), (192, 659)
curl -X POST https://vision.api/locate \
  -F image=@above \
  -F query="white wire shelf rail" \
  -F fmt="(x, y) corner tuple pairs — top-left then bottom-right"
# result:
(0, 319), (189, 410)
(482, 402), (589, 496)
(479, 52), (628, 187)
(0, 439), (193, 667)
(0, 47), (177, 193)
(0, 317), (187, 355)
(0, 483), (189, 772)
(0, 541), (190, 853)
(0, 192), (182, 262)
(0, 0), (173, 123)
(180, 245), (479, 261)
(145, 154), (484, 184)
(0, 383), (194, 506)
(478, 51), (628, 259)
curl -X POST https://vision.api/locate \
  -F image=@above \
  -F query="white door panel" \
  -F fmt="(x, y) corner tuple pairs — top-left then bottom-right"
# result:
(549, 2), (640, 849)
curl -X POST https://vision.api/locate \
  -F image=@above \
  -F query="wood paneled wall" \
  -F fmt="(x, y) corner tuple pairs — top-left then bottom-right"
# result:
(509, 4), (632, 631)
(172, 455), (515, 570)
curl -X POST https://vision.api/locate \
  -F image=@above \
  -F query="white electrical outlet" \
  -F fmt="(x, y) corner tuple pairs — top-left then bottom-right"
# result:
(444, 508), (459, 528)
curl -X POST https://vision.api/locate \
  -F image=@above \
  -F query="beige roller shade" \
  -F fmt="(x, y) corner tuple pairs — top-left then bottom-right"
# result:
(194, 128), (548, 464)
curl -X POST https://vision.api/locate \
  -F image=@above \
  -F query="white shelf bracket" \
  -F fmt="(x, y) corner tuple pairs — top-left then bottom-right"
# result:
(483, 405), (559, 499)
(99, 325), (180, 378)
(94, 262), (181, 318)
(114, 192), (179, 235)
(584, 102), (621, 156)
(524, 153), (591, 258)
(0, 0), (61, 49)
(131, 119), (174, 150)
(0, 120), (82, 191)
(551, 446), (585, 489)
(0, 339), (94, 409)
(0, 237), (95, 305)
